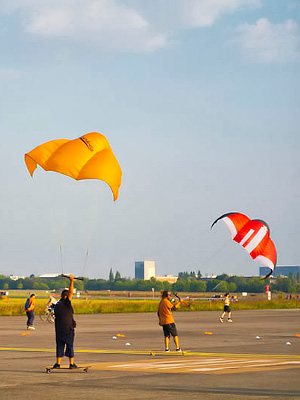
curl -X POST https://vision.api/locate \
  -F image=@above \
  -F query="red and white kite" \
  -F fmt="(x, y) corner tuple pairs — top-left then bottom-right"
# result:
(211, 212), (277, 278)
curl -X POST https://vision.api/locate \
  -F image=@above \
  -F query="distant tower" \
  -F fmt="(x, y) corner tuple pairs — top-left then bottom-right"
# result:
(135, 261), (156, 280)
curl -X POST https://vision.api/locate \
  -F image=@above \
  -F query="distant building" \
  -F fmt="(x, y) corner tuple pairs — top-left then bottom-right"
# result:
(39, 273), (62, 278)
(201, 275), (217, 280)
(135, 261), (156, 280)
(9, 275), (25, 281)
(155, 275), (178, 284)
(260, 265), (300, 278)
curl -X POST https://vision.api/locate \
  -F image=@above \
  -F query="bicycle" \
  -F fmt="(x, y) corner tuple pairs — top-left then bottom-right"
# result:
(39, 306), (55, 323)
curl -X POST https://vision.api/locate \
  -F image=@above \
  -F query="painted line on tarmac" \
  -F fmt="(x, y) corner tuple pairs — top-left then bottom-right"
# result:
(0, 347), (55, 352)
(0, 347), (153, 355)
(90, 357), (300, 375)
(0, 347), (300, 360)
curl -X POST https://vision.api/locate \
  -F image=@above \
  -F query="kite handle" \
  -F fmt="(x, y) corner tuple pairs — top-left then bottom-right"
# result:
(60, 274), (84, 281)
(174, 292), (190, 308)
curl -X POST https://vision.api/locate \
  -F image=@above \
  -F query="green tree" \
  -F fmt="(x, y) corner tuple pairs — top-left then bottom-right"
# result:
(115, 271), (121, 281)
(74, 280), (84, 291)
(217, 281), (229, 292)
(228, 282), (237, 292)
(230, 276), (247, 292)
(40, 283), (49, 290)
(190, 280), (207, 292)
(173, 279), (190, 292)
(162, 281), (171, 291)
(197, 270), (202, 279)
(109, 268), (114, 282)
(246, 277), (265, 293)
(135, 280), (153, 291)
(22, 278), (34, 289)
(178, 272), (189, 280)
(216, 274), (229, 281)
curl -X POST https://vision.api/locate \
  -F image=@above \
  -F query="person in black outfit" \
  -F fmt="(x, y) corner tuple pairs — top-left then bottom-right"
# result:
(52, 275), (78, 369)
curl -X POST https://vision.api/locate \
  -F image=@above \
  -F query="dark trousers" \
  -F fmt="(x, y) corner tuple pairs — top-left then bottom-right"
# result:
(26, 310), (34, 326)
(55, 329), (75, 358)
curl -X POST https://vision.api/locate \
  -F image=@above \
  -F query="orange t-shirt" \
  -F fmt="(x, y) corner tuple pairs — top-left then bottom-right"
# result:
(158, 297), (175, 326)
(27, 297), (35, 311)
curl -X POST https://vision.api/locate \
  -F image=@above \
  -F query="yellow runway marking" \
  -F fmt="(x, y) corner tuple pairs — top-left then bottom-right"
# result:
(1, 347), (300, 359)
(0, 347), (55, 352)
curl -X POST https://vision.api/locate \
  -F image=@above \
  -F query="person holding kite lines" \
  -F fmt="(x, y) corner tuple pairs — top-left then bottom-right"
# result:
(157, 291), (182, 352)
(219, 293), (233, 323)
(52, 275), (78, 369)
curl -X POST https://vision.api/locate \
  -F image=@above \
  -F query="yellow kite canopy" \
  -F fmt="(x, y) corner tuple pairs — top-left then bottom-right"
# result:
(24, 132), (122, 201)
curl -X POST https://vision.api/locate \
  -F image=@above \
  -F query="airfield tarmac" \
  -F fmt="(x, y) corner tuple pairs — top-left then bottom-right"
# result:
(0, 309), (300, 400)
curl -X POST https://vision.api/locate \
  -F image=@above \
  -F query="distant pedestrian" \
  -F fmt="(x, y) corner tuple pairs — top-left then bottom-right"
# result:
(157, 291), (182, 352)
(25, 293), (36, 330)
(219, 293), (233, 323)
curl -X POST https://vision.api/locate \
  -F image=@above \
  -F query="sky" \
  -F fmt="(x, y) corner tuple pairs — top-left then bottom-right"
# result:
(0, 0), (299, 279)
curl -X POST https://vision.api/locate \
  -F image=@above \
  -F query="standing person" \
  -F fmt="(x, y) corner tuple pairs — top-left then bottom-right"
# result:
(219, 293), (233, 323)
(52, 275), (78, 369)
(157, 290), (182, 352)
(25, 293), (36, 330)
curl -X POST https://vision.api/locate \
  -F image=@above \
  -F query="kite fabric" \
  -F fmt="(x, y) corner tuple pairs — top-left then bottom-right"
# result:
(211, 212), (277, 278)
(24, 132), (122, 201)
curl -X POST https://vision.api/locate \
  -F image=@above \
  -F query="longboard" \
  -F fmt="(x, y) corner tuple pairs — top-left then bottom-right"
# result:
(149, 350), (189, 356)
(45, 365), (90, 373)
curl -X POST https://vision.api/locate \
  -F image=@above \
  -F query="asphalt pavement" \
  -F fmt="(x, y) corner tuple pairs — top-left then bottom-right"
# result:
(0, 309), (300, 400)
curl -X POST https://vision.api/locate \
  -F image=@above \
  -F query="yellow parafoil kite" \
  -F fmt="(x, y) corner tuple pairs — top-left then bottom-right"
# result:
(24, 132), (122, 201)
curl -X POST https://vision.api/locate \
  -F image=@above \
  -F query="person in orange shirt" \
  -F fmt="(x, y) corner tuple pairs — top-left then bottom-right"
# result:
(25, 293), (36, 330)
(157, 290), (182, 352)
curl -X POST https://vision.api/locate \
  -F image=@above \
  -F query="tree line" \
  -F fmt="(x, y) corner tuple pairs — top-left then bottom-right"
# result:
(1, 269), (300, 294)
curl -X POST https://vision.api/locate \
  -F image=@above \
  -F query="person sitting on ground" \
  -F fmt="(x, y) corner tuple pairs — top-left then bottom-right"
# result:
(157, 290), (182, 352)
(52, 275), (78, 369)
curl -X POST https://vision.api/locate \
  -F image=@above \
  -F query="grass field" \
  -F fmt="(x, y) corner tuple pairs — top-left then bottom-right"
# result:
(0, 293), (299, 316)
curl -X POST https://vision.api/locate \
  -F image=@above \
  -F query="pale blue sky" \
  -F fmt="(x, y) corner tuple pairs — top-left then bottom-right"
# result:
(0, 0), (299, 279)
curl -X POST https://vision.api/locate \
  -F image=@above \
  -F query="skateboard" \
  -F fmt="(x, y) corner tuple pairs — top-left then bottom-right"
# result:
(45, 365), (90, 373)
(149, 350), (189, 356)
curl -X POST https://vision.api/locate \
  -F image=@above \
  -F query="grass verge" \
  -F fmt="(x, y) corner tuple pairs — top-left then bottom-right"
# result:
(0, 297), (299, 316)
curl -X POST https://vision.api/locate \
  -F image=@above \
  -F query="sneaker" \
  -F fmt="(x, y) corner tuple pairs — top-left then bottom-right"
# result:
(69, 363), (79, 369)
(28, 326), (35, 330)
(176, 348), (182, 352)
(219, 318), (223, 323)
(52, 363), (60, 369)
(165, 348), (170, 352)
(228, 319), (233, 323)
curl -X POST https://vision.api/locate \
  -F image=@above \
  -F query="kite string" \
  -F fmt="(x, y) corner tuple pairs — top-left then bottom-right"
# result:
(199, 239), (231, 272)
(59, 242), (64, 274)
(44, 172), (66, 275)
(81, 246), (89, 277)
